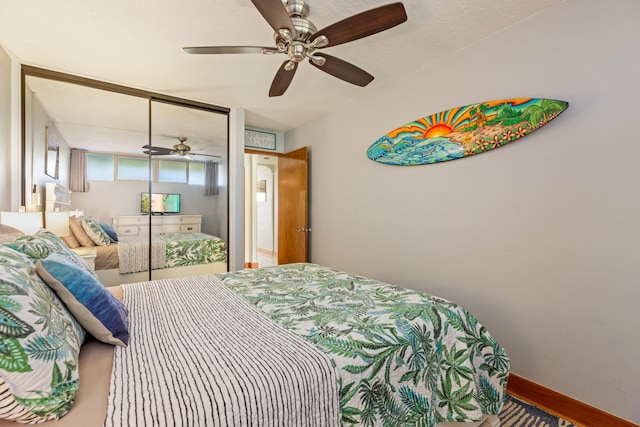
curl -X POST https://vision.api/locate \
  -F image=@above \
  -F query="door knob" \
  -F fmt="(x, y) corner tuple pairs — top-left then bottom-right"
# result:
(296, 228), (311, 232)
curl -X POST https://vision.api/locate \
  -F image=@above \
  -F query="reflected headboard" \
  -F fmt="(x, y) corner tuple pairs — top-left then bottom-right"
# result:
(0, 212), (43, 235)
(45, 182), (72, 212)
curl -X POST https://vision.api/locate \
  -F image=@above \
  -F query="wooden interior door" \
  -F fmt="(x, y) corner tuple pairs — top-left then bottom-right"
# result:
(278, 147), (309, 264)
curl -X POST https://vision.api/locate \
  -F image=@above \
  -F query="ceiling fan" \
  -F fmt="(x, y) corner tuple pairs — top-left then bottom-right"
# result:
(143, 137), (221, 160)
(183, 0), (407, 97)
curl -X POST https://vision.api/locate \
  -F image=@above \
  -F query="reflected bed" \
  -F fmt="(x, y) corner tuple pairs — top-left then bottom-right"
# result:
(93, 232), (228, 286)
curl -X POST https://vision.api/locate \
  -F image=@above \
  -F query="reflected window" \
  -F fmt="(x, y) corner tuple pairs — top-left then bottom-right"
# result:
(188, 162), (205, 186)
(117, 157), (149, 181)
(87, 154), (115, 181)
(159, 160), (187, 183)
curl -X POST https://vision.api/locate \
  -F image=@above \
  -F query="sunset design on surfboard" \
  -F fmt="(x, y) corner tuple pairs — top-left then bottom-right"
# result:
(367, 98), (569, 166)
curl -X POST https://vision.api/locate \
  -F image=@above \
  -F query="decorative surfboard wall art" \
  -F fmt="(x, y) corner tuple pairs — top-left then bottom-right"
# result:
(367, 98), (569, 166)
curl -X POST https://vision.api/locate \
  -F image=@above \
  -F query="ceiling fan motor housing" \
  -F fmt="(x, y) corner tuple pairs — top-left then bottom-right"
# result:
(283, 0), (309, 19)
(173, 143), (190, 155)
(274, 0), (322, 65)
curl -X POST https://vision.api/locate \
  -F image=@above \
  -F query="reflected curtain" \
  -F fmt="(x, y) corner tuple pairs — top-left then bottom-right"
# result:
(204, 161), (219, 196)
(69, 148), (89, 192)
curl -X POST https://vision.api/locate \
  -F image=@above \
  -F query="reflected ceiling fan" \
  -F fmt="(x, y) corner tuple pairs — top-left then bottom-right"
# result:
(183, 0), (407, 96)
(143, 137), (221, 160)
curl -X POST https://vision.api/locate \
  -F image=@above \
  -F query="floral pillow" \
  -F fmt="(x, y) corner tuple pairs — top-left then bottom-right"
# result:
(82, 217), (111, 246)
(0, 245), (86, 423)
(4, 229), (99, 279)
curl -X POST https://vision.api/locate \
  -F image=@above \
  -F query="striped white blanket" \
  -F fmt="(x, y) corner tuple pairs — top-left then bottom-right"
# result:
(116, 235), (166, 274)
(105, 275), (340, 427)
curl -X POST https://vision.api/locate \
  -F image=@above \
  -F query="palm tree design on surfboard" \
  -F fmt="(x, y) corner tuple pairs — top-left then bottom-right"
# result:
(367, 98), (568, 166)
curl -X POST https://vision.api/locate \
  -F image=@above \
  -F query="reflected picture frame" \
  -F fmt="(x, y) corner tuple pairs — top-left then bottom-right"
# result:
(45, 126), (59, 179)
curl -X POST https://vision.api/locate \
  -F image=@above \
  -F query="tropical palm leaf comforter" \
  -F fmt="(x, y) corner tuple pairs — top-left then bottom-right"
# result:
(156, 232), (227, 268)
(217, 263), (509, 427)
(116, 232), (227, 274)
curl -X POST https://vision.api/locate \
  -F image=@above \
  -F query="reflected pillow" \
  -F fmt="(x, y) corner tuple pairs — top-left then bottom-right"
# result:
(69, 216), (95, 247)
(61, 233), (80, 249)
(0, 245), (85, 423)
(0, 224), (24, 244)
(36, 253), (129, 346)
(98, 220), (118, 242)
(4, 229), (99, 279)
(82, 217), (111, 246)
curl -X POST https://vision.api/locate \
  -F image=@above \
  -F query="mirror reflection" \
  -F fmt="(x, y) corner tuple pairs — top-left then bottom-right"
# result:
(44, 126), (59, 179)
(148, 100), (228, 280)
(23, 72), (229, 286)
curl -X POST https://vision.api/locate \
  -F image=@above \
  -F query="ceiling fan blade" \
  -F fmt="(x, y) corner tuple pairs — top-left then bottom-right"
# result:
(310, 54), (374, 87)
(269, 60), (298, 97)
(193, 153), (222, 159)
(143, 145), (173, 153)
(143, 150), (171, 156)
(251, 0), (297, 39)
(310, 2), (407, 48)
(183, 46), (279, 55)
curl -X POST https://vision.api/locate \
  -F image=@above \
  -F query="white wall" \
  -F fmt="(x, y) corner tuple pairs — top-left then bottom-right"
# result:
(256, 164), (275, 252)
(5, 86), (73, 212)
(229, 107), (245, 271)
(286, 0), (639, 423)
(0, 45), (11, 210)
(24, 92), (71, 211)
(0, 44), (21, 211)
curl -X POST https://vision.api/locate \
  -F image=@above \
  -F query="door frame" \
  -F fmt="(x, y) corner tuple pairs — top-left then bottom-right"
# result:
(244, 147), (309, 267)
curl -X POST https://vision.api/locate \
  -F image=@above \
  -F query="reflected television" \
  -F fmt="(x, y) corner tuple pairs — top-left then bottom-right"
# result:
(141, 193), (181, 214)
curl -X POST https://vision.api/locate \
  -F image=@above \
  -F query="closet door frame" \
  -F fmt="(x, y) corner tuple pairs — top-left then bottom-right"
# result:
(20, 65), (231, 278)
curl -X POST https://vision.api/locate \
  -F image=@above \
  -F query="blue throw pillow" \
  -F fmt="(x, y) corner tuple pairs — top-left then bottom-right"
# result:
(98, 220), (118, 242)
(36, 253), (129, 346)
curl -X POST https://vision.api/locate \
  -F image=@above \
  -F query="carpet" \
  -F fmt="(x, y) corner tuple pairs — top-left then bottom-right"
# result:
(499, 394), (578, 427)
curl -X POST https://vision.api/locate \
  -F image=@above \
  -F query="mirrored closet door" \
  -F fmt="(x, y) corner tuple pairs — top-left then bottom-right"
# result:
(148, 100), (228, 280)
(22, 66), (230, 286)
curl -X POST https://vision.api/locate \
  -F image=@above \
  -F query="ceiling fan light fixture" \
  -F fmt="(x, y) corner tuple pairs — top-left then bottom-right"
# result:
(288, 43), (307, 62)
(277, 28), (293, 43)
(284, 60), (297, 71)
(309, 55), (326, 66)
(308, 35), (329, 49)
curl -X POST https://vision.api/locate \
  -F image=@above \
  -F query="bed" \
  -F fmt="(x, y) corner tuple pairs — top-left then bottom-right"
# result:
(56, 212), (227, 286)
(0, 227), (509, 427)
(91, 231), (228, 286)
(40, 183), (229, 286)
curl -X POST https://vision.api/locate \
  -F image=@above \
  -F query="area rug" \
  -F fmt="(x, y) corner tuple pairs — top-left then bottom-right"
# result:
(500, 394), (578, 427)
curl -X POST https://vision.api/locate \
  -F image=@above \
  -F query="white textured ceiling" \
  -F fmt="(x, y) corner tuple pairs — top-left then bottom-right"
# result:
(1, 0), (563, 137)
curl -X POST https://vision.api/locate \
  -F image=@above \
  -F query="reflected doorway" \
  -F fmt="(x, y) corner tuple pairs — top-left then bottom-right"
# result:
(244, 153), (278, 268)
